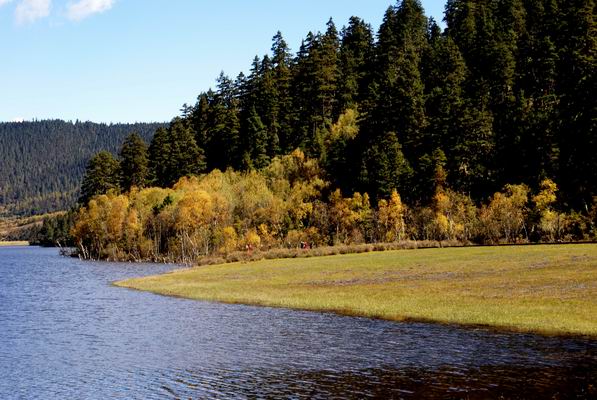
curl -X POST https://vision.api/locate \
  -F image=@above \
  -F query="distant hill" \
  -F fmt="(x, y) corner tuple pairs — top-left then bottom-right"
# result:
(0, 120), (164, 216)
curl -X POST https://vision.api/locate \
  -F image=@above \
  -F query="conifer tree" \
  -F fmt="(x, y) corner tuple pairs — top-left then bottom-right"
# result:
(191, 91), (213, 148)
(338, 16), (375, 112)
(148, 127), (171, 187)
(119, 132), (149, 191)
(168, 117), (206, 182)
(205, 73), (242, 170)
(556, 0), (596, 207)
(369, 1), (428, 164)
(422, 32), (494, 195)
(79, 151), (121, 205)
(291, 33), (319, 152)
(504, 0), (559, 188)
(149, 119), (206, 188)
(316, 18), (341, 123)
(243, 106), (270, 170)
(256, 55), (281, 157)
(271, 31), (294, 153)
(324, 108), (361, 193)
(362, 131), (413, 200)
(291, 20), (341, 159)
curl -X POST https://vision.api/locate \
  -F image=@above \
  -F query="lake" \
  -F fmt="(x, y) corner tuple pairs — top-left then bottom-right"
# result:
(1, 246), (596, 399)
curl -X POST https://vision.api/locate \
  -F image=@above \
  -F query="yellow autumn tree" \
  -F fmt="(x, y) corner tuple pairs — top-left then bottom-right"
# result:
(217, 226), (238, 254)
(244, 229), (261, 250)
(431, 188), (477, 241)
(329, 189), (372, 244)
(72, 192), (129, 260)
(480, 184), (529, 243)
(328, 108), (359, 143)
(174, 190), (213, 261)
(378, 190), (406, 242)
(532, 178), (567, 241)
(264, 149), (327, 232)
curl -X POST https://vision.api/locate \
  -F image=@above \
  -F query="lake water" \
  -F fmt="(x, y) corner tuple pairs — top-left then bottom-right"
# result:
(0, 246), (596, 399)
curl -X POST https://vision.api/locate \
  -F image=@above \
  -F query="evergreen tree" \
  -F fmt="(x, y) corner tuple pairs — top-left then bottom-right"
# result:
(191, 92), (212, 148)
(422, 33), (494, 195)
(255, 55), (281, 157)
(168, 117), (206, 182)
(291, 33), (319, 151)
(243, 106), (270, 170)
(205, 73), (242, 170)
(324, 108), (361, 193)
(368, 1), (428, 165)
(148, 127), (171, 187)
(423, 34), (466, 153)
(338, 16), (375, 112)
(149, 119), (206, 188)
(290, 20), (341, 159)
(415, 148), (448, 203)
(556, 0), (596, 208)
(511, 0), (560, 186)
(361, 131), (413, 200)
(317, 18), (341, 123)
(79, 151), (121, 205)
(271, 31), (294, 153)
(119, 132), (149, 191)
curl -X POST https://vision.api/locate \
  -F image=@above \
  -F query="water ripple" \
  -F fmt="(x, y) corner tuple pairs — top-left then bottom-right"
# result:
(0, 246), (596, 399)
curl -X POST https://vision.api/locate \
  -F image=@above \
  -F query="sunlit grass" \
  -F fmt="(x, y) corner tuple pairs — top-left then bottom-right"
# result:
(115, 244), (597, 336)
(0, 241), (29, 246)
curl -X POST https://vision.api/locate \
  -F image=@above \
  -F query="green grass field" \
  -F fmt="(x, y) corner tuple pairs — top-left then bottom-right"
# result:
(116, 244), (597, 336)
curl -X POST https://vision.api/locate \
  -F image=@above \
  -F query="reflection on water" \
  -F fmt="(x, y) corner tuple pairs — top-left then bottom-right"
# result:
(0, 246), (595, 399)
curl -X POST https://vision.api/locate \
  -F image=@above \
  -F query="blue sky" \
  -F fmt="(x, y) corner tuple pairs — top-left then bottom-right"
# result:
(0, 0), (446, 123)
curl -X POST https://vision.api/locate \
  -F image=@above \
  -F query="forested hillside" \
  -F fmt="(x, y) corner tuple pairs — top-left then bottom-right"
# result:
(0, 120), (163, 216)
(71, 0), (596, 261)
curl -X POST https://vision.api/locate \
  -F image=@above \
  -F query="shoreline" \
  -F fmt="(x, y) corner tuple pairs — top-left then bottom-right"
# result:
(115, 244), (597, 338)
(116, 282), (597, 341)
(75, 239), (597, 265)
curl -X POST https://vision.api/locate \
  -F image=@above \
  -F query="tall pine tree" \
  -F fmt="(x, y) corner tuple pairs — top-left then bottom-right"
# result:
(79, 151), (120, 205)
(119, 132), (149, 191)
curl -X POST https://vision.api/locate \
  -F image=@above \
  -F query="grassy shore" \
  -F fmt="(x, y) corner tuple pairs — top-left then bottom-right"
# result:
(116, 244), (597, 336)
(0, 241), (29, 246)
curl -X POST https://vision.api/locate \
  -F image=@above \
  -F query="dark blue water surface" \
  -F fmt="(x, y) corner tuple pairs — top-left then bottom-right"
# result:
(0, 246), (596, 399)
